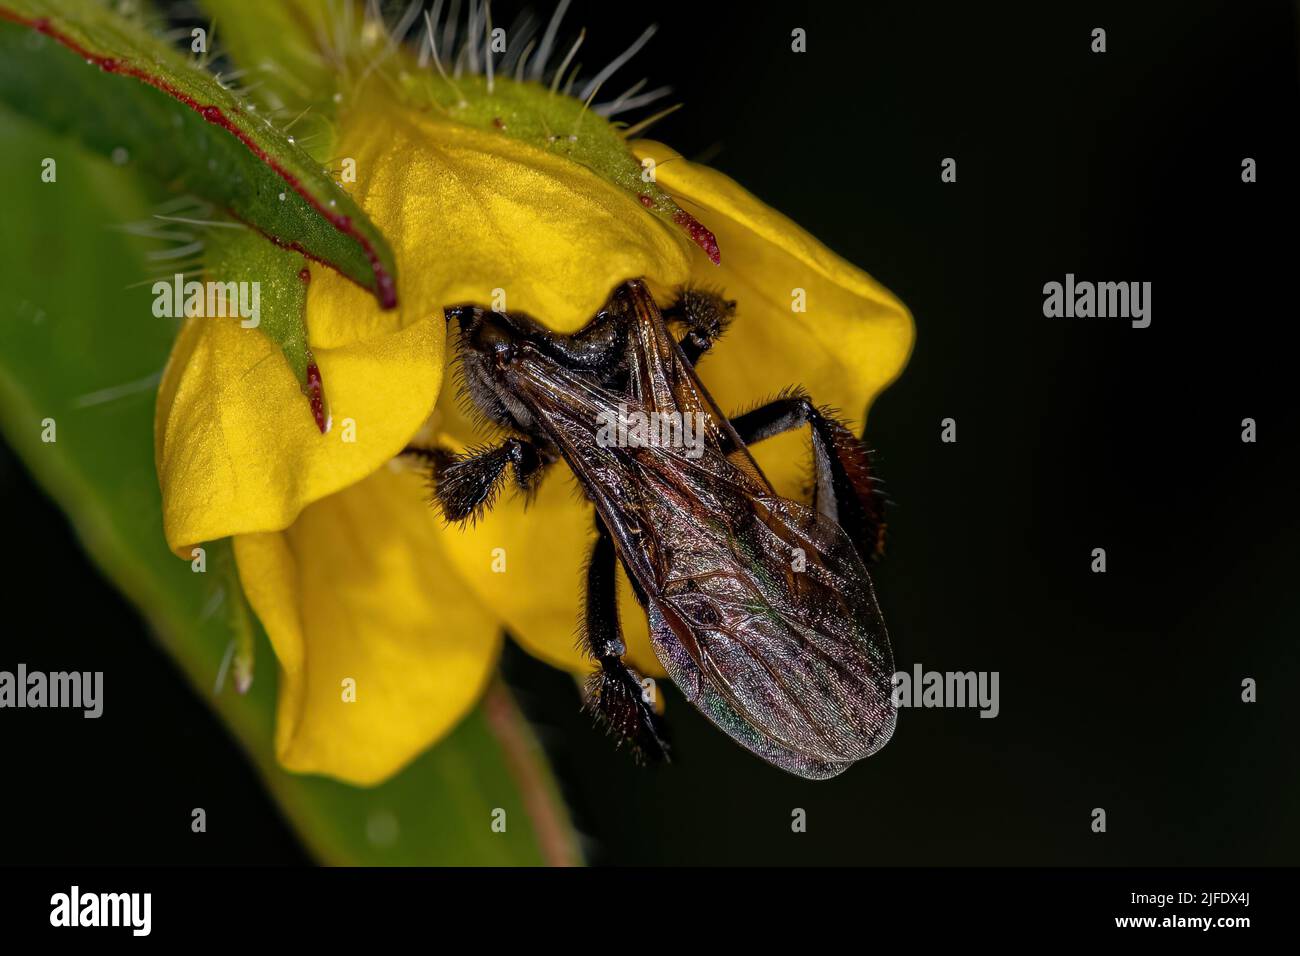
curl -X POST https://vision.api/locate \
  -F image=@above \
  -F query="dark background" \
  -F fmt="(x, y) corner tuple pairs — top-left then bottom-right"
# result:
(1, 0), (1297, 865)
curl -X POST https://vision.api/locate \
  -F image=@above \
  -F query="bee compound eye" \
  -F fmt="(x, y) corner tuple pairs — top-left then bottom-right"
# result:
(473, 320), (516, 364)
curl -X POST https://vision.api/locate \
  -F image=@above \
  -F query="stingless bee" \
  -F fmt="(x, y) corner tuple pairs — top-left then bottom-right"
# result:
(410, 279), (895, 779)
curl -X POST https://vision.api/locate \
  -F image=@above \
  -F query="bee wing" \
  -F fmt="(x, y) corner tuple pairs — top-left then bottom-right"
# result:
(626, 450), (896, 773)
(619, 285), (896, 771)
(646, 603), (857, 780)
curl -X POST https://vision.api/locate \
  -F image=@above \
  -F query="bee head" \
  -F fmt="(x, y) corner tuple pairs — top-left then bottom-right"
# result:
(469, 315), (518, 366)
(447, 306), (529, 368)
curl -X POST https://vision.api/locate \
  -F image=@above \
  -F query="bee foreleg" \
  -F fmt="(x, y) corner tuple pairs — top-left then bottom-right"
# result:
(663, 286), (736, 365)
(580, 522), (670, 763)
(403, 438), (547, 524)
(730, 391), (888, 562)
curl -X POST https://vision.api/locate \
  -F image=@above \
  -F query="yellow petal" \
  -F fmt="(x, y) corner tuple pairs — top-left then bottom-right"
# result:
(233, 464), (501, 785)
(331, 80), (695, 334)
(425, 452), (664, 679)
(426, 466), (592, 673)
(428, 385), (662, 676)
(634, 141), (915, 499)
(155, 309), (443, 554)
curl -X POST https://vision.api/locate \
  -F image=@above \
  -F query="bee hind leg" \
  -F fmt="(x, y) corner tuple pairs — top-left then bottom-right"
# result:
(580, 521), (670, 763)
(402, 437), (548, 524)
(730, 390), (888, 562)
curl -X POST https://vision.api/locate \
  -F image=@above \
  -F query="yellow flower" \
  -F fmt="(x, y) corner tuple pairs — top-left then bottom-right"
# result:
(153, 24), (913, 786)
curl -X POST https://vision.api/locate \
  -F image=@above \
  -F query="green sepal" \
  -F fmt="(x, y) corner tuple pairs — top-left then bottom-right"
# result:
(198, 0), (341, 145)
(206, 225), (311, 381)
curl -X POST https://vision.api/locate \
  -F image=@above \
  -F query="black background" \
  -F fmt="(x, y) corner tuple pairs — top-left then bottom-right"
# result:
(1, 0), (1296, 865)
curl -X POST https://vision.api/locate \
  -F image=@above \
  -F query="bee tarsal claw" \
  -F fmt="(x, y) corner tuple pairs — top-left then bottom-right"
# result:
(583, 660), (671, 765)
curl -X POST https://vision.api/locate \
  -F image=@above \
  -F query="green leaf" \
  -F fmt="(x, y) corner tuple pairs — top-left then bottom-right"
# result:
(0, 0), (398, 308)
(0, 105), (579, 866)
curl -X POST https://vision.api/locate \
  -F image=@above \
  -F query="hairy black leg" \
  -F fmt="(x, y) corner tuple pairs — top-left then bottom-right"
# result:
(730, 392), (888, 561)
(404, 438), (547, 523)
(662, 286), (736, 365)
(581, 521), (670, 762)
